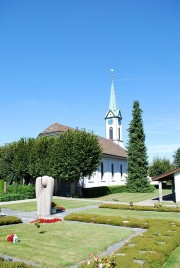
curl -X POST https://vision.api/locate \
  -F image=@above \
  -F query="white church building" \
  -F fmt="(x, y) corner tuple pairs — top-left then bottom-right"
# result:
(39, 76), (128, 195)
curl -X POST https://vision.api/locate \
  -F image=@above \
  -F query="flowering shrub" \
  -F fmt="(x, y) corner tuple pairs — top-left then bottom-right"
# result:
(6, 233), (14, 242)
(87, 254), (116, 268)
(31, 218), (61, 224)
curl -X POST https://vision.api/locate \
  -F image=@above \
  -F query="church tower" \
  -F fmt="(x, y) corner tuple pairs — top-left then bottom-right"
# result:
(105, 70), (123, 147)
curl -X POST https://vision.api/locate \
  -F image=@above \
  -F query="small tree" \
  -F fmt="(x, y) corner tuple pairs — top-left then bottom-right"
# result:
(127, 101), (153, 192)
(149, 157), (174, 177)
(173, 148), (180, 168)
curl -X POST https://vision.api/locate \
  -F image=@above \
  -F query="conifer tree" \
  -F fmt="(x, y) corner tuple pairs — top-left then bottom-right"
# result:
(127, 101), (153, 192)
(173, 148), (180, 168)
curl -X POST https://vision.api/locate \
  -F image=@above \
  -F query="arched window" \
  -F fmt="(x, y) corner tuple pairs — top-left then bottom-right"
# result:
(109, 127), (113, 140)
(111, 163), (114, 179)
(120, 164), (123, 177)
(101, 162), (104, 179)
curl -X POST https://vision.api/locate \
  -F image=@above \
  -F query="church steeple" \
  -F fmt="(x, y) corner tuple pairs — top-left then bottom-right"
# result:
(105, 69), (123, 147)
(109, 79), (118, 112)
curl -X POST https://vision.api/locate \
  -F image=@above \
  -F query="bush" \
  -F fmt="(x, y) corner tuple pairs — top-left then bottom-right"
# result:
(0, 216), (22, 226)
(0, 184), (35, 201)
(82, 185), (126, 198)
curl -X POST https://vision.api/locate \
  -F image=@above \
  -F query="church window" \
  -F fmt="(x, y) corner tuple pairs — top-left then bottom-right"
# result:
(111, 163), (114, 179)
(118, 127), (121, 140)
(101, 162), (104, 179)
(109, 127), (113, 140)
(120, 164), (123, 177)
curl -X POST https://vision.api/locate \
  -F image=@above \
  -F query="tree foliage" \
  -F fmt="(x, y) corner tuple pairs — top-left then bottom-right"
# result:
(173, 147), (180, 168)
(0, 130), (102, 184)
(127, 101), (153, 192)
(148, 157), (174, 177)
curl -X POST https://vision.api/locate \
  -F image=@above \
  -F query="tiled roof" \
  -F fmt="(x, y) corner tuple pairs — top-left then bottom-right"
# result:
(39, 122), (127, 159)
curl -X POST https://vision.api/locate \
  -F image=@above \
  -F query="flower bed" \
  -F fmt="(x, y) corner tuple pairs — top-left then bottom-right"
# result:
(30, 218), (61, 224)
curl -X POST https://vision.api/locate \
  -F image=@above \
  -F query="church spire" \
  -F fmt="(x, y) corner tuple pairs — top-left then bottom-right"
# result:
(109, 72), (118, 112)
(105, 69), (123, 147)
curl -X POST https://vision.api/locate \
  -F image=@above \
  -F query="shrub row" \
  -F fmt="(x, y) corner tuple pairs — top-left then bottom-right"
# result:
(0, 257), (34, 268)
(82, 185), (126, 198)
(0, 216), (22, 226)
(64, 213), (180, 268)
(0, 184), (35, 202)
(99, 203), (180, 213)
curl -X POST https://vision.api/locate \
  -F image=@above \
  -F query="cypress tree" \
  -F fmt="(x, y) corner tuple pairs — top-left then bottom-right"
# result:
(127, 100), (153, 192)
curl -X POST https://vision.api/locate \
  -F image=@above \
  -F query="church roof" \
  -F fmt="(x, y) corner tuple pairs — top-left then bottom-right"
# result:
(39, 122), (127, 159)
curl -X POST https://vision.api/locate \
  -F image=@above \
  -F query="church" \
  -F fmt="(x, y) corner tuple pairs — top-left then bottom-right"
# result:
(39, 75), (128, 195)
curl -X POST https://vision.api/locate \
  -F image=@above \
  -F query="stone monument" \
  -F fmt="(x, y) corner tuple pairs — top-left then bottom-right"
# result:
(36, 176), (54, 217)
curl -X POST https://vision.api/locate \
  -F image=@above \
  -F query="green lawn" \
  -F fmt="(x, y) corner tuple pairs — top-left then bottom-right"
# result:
(80, 207), (180, 222)
(94, 189), (171, 202)
(0, 199), (100, 211)
(0, 221), (134, 268)
(163, 246), (180, 268)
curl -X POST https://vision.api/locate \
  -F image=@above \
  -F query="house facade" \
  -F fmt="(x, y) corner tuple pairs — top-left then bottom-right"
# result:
(39, 75), (128, 195)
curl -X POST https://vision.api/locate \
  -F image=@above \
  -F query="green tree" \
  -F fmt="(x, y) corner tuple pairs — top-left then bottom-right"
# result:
(48, 129), (102, 182)
(127, 101), (153, 192)
(148, 157), (174, 177)
(173, 148), (180, 168)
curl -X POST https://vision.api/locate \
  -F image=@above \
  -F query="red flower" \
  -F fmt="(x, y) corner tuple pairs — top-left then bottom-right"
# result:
(30, 218), (61, 224)
(6, 233), (14, 242)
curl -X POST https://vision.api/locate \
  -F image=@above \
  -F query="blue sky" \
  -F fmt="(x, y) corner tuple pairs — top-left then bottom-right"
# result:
(0, 0), (179, 163)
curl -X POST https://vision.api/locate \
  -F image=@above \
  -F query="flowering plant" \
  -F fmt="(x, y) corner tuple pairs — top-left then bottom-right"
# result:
(51, 201), (65, 211)
(56, 205), (65, 212)
(31, 218), (61, 224)
(6, 233), (14, 242)
(87, 254), (116, 268)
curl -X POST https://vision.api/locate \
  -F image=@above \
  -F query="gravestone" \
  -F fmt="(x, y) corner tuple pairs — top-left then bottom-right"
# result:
(36, 176), (54, 217)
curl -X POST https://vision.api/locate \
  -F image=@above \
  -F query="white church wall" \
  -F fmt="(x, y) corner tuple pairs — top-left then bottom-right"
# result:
(82, 155), (127, 188)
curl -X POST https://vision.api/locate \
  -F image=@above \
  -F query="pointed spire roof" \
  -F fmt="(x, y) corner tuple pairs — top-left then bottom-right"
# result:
(106, 70), (122, 118)
(109, 80), (118, 111)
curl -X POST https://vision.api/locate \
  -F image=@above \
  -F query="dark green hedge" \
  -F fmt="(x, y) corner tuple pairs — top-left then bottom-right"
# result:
(82, 185), (126, 198)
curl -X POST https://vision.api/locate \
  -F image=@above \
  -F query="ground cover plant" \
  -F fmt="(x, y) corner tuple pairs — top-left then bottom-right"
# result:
(93, 189), (171, 202)
(0, 220), (134, 268)
(99, 203), (180, 213)
(65, 213), (180, 268)
(0, 216), (22, 226)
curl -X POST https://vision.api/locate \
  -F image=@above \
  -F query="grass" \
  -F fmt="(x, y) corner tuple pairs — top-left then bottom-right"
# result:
(0, 221), (134, 268)
(93, 189), (171, 202)
(0, 199), (100, 212)
(163, 245), (180, 268)
(80, 208), (180, 222)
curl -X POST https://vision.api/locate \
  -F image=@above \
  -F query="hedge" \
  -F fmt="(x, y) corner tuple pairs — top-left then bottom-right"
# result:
(82, 185), (126, 198)
(0, 184), (35, 202)
(0, 216), (22, 226)
(99, 203), (180, 213)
